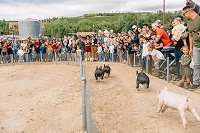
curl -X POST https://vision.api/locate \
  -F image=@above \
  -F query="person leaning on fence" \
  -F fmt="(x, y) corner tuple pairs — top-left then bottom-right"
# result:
(147, 44), (165, 76)
(150, 32), (164, 52)
(182, 5), (200, 90)
(151, 22), (174, 60)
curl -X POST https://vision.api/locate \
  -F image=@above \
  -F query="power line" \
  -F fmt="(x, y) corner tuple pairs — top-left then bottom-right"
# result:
(153, 0), (163, 12)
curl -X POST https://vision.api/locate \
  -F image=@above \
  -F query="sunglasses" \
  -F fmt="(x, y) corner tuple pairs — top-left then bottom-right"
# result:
(182, 9), (191, 16)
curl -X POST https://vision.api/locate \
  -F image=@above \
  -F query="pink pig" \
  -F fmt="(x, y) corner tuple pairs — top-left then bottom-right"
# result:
(157, 86), (200, 128)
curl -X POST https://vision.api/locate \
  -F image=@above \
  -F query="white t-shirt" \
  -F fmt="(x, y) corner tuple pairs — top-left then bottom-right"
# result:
(150, 49), (165, 60)
(109, 45), (115, 53)
(17, 50), (24, 56)
(21, 43), (27, 50)
(97, 46), (102, 53)
(142, 42), (150, 58)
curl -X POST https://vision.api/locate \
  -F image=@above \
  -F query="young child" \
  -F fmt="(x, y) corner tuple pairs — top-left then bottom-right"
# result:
(179, 45), (192, 89)
(31, 46), (36, 62)
(171, 17), (187, 46)
(103, 45), (110, 62)
(147, 44), (165, 76)
(141, 37), (150, 71)
(76, 46), (81, 55)
(109, 42), (115, 62)
(97, 43), (102, 62)
(1, 46), (8, 63)
(17, 46), (24, 62)
(136, 35), (144, 67)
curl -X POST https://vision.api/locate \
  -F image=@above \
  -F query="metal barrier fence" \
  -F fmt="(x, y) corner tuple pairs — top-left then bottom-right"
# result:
(0, 52), (81, 66)
(80, 57), (97, 133)
(1, 51), (172, 83)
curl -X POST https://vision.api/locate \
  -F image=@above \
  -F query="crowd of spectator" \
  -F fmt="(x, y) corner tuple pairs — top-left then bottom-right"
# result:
(0, 0), (200, 90)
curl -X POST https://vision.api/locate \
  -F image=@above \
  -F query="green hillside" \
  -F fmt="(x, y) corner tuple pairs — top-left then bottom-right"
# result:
(42, 11), (183, 38)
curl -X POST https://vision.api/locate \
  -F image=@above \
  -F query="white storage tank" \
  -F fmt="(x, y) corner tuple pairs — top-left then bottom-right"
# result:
(18, 18), (42, 40)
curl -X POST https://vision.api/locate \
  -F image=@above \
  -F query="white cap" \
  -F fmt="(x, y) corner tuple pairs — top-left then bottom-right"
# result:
(132, 25), (137, 29)
(104, 30), (109, 33)
(155, 20), (161, 24)
(98, 30), (102, 32)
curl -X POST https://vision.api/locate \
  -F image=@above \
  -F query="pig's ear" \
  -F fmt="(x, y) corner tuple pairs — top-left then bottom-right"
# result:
(164, 86), (168, 90)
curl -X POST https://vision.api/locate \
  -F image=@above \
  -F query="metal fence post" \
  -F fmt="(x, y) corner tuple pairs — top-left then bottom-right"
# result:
(81, 77), (87, 131)
(80, 57), (83, 78)
(67, 52), (69, 65)
(91, 51), (94, 62)
(11, 54), (14, 65)
(112, 53), (114, 62)
(75, 53), (78, 66)
(54, 53), (57, 65)
(26, 54), (29, 65)
(167, 57), (169, 82)
(40, 53), (43, 64)
(127, 52), (129, 65)
(133, 52), (136, 67)
(86, 93), (92, 133)
(146, 56), (148, 73)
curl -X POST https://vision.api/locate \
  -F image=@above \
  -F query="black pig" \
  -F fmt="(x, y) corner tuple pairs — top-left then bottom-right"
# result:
(94, 66), (104, 81)
(136, 71), (150, 90)
(103, 64), (111, 78)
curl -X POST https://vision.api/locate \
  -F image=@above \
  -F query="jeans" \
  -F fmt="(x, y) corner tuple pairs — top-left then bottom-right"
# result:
(81, 50), (85, 61)
(105, 53), (110, 62)
(174, 49), (183, 78)
(13, 50), (18, 62)
(110, 53), (114, 61)
(98, 53), (102, 61)
(193, 46), (200, 85)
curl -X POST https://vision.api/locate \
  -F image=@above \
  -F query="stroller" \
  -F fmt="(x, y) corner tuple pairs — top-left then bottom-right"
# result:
(154, 46), (176, 81)
(155, 58), (176, 81)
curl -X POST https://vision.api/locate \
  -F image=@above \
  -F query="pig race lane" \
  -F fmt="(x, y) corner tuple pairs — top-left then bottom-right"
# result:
(84, 62), (200, 133)
(0, 62), (200, 133)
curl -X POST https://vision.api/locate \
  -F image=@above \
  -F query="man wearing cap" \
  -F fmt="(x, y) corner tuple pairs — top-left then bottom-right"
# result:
(155, 20), (168, 33)
(182, 5), (200, 90)
(131, 25), (139, 45)
(152, 23), (174, 60)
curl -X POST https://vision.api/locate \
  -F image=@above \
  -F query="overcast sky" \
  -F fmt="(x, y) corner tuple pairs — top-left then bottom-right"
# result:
(0, 0), (199, 21)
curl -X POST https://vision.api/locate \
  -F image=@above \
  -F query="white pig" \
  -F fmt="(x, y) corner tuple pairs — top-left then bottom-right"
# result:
(157, 86), (200, 128)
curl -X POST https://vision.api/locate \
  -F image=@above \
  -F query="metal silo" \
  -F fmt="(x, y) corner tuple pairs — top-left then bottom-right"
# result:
(18, 18), (42, 40)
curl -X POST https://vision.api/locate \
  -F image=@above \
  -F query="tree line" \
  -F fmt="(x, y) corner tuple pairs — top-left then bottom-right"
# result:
(0, 11), (183, 38)
(41, 10), (183, 38)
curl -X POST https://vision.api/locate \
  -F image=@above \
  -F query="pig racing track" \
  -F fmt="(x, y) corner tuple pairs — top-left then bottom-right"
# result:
(0, 61), (200, 133)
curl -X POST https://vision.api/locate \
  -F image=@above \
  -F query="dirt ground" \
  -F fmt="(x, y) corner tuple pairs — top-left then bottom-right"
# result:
(0, 61), (200, 133)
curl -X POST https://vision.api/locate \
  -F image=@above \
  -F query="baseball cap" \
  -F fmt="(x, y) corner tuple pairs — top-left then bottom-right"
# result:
(132, 25), (137, 29)
(155, 20), (162, 24)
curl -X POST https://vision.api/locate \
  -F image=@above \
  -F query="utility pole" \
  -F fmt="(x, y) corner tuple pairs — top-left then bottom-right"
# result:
(163, 0), (165, 25)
